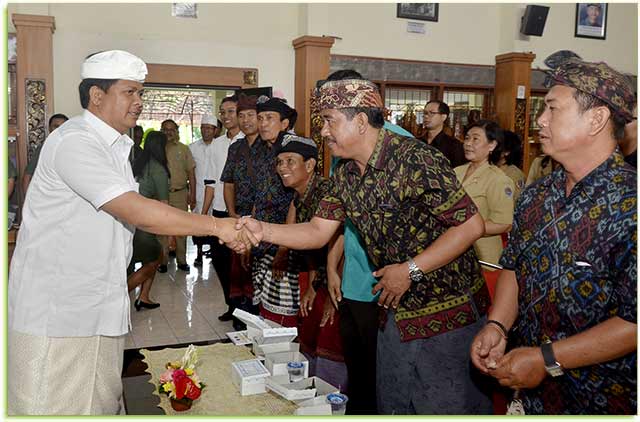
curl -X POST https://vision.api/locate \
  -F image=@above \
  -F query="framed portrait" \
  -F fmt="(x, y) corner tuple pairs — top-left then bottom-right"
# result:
(575, 3), (607, 40)
(397, 3), (439, 22)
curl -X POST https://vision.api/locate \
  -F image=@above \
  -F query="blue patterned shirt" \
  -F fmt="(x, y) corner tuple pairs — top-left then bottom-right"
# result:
(501, 151), (637, 414)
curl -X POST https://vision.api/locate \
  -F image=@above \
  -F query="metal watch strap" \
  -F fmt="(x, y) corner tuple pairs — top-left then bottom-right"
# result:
(408, 258), (422, 282)
(541, 341), (564, 377)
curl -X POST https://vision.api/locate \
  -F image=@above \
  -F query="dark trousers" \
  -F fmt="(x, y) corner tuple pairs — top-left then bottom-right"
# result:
(338, 298), (379, 415)
(211, 210), (232, 309)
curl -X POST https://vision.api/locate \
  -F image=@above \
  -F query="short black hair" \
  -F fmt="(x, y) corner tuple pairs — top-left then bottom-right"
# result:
(49, 113), (69, 126)
(339, 107), (385, 129)
(161, 119), (178, 130)
(221, 94), (239, 106)
(467, 119), (504, 165)
(78, 79), (118, 109)
(573, 90), (626, 141)
(502, 130), (523, 167)
(426, 100), (450, 117)
(326, 69), (364, 81)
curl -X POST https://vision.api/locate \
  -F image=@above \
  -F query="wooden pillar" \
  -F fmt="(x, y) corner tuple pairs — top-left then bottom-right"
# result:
(292, 36), (334, 176)
(12, 13), (56, 208)
(494, 52), (536, 175)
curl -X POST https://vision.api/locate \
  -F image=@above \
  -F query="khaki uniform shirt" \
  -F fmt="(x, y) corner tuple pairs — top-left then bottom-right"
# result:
(455, 162), (515, 269)
(500, 164), (526, 203)
(165, 139), (196, 192)
(526, 155), (554, 186)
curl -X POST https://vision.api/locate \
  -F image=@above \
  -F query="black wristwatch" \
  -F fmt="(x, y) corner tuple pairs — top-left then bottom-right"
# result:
(541, 340), (564, 377)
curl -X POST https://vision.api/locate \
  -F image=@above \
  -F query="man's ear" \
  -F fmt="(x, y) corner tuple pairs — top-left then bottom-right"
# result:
(89, 86), (105, 108)
(356, 112), (369, 134)
(280, 118), (290, 132)
(588, 106), (611, 136)
(305, 158), (317, 174)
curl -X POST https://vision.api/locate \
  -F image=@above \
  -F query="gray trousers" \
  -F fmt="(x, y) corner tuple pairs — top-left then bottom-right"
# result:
(377, 312), (493, 415)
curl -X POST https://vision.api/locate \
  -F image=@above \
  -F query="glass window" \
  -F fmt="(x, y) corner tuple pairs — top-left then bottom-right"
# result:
(384, 87), (432, 126)
(443, 90), (485, 139)
(528, 94), (546, 138)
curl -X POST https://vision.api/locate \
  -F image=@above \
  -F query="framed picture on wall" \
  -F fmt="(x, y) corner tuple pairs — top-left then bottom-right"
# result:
(575, 3), (607, 40)
(397, 3), (439, 22)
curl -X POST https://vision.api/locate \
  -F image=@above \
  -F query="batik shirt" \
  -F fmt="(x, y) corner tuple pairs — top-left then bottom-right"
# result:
(316, 128), (491, 341)
(294, 173), (332, 287)
(253, 138), (294, 256)
(220, 136), (266, 216)
(501, 151), (637, 415)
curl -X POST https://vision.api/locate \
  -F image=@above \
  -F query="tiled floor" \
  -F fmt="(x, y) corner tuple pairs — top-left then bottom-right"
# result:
(126, 238), (233, 350)
(123, 239), (233, 414)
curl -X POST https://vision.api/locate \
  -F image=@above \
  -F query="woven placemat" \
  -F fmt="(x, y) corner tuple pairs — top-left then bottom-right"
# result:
(141, 343), (297, 415)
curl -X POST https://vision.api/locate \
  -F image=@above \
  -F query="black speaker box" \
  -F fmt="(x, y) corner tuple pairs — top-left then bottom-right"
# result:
(520, 5), (550, 36)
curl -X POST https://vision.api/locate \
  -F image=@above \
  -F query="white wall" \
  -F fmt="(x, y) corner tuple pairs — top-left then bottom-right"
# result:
(8, 3), (637, 116)
(324, 3), (637, 74)
(9, 3), (302, 116)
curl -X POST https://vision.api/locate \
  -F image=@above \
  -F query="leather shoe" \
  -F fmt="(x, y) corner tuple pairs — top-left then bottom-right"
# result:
(218, 310), (234, 321)
(135, 299), (160, 311)
(193, 257), (203, 268)
(232, 318), (246, 331)
(177, 263), (190, 272)
(157, 265), (168, 273)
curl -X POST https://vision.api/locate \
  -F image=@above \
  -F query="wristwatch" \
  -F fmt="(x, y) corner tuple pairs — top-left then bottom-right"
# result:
(541, 340), (564, 377)
(407, 258), (424, 283)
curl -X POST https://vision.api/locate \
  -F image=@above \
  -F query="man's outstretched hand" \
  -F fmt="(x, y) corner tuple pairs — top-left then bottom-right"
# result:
(225, 216), (264, 253)
(215, 217), (255, 252)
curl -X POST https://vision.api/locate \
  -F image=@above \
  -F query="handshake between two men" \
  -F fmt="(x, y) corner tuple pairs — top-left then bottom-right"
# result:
(215, 216), (272, 253)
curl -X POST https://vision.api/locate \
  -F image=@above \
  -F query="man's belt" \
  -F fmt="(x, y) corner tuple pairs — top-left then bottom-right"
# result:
(169, 187), (187, 193)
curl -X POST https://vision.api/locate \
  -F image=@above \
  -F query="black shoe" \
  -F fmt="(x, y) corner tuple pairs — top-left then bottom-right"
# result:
(177, 263), (190, 272)
(135, 299), (160, 311)
(169, 250), (176, 258)
(218, 310), (234, 321)
(193, 257), (203, 268)
(232, 318), (246, 331)
(157, 265), (168, 273)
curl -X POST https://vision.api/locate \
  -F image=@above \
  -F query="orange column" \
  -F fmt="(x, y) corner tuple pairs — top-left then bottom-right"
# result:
(494, 52), (536, 175)
(292, 36), (334, 176)
(12, 13), (56, 210)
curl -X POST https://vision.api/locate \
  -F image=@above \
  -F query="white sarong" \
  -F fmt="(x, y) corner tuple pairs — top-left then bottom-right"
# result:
(8, 329), (125, 415)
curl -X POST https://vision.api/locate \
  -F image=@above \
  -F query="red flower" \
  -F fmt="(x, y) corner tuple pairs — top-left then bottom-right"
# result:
(172, 370), (188, 399)
(185, 379), (202, 400)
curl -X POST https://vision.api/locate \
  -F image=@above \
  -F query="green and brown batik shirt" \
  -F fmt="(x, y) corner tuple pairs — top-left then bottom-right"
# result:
(316, 128), (490, 341)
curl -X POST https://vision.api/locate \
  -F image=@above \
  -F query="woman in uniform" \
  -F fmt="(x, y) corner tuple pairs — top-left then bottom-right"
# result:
(498, 130), (526, 203)
(127, 131), (171, 310)
(454, 120), (515, 300)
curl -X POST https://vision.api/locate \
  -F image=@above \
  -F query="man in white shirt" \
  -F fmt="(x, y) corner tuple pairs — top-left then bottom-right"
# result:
(201, 95), (244, 321)
(189, 113), (218, 266)
(8, 50), (241, 415)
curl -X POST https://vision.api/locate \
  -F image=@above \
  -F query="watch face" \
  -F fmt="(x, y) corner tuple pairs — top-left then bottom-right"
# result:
(410, 270), (422, 282)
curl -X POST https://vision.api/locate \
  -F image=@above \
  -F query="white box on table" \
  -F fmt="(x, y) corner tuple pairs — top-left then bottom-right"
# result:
(266, 375), (339, 402)
(232, 309), (298, 355)
(264, 350), (309, 377)
(230, 358), (271, 396)
(294, 394), (334, 415)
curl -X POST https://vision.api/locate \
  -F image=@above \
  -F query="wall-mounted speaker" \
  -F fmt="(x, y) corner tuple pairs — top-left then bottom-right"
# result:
(520, 5), (550, 36)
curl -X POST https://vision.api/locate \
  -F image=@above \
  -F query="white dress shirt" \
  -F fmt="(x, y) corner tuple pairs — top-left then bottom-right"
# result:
(188, 139), (214, 214)
(204, 131), (243, 213)
(9, 110), (138, 337)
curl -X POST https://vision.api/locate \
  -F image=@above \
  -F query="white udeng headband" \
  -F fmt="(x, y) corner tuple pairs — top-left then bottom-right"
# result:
(80, 50), (147, 82)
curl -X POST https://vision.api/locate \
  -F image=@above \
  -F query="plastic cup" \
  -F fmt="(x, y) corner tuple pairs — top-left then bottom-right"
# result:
(326, 393), (348, 415)
(286, 361), (304, 382)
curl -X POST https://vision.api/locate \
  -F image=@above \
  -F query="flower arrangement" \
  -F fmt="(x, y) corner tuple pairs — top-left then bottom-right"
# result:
(158, 345), (205, 411)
